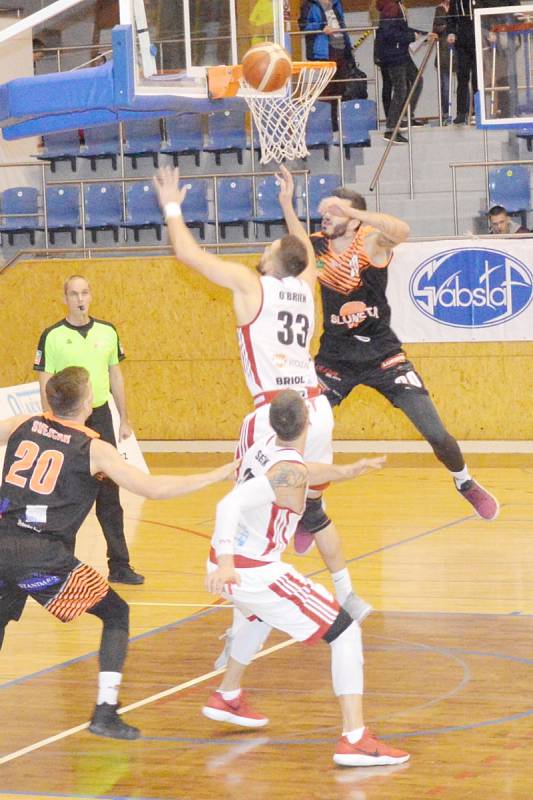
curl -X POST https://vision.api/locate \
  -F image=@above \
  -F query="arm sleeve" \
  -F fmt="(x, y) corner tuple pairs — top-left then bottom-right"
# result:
(33, 329), (54, 373)
(212, 476), (276, 556)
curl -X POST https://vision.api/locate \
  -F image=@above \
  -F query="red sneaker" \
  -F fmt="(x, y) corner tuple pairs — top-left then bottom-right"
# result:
(202, 691), (269, 728)
(333, 729), (410, 767)
(293, 522), (315, 555)
(457, 479), (499, 521)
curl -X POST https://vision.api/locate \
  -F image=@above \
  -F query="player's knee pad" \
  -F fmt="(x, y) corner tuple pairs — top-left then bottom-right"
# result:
(328, 620), (364, 697)
(230, 619), (271, 666)
(88, 588), (129, 633)
(301, 495), (331, 535)
(322, 607), (353, 644)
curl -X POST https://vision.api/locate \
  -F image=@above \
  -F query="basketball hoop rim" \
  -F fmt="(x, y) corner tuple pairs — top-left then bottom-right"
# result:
(228, 60), (335, 79)
(207, 61), (336, 99)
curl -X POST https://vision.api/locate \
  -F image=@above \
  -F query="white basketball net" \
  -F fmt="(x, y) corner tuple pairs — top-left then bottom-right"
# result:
(241, 63), (336, 164)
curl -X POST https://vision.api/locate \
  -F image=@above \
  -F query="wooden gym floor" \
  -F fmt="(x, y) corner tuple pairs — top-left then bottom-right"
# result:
(0, 454), (532, 800)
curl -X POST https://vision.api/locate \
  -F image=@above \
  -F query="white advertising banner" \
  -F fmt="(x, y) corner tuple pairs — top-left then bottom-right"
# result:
(387, 239), (533, 342)
(0, 381), (148, 474)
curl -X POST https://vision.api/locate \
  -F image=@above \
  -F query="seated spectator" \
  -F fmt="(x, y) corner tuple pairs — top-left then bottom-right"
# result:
(488, 205), (531, 234)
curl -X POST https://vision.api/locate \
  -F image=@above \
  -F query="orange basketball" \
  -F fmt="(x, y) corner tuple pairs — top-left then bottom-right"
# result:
(242, 42), (292, 92)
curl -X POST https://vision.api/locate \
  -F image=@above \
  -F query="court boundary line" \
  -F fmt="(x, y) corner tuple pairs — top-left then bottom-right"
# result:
(140, 440), (533, 453)
(0, 508), (522, 767)
(0, 638), (295, 766)
(0, 509), (508, 693)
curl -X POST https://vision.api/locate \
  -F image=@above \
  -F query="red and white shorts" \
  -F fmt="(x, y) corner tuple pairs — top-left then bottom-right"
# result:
(209, 559), (340, 643)
(237, 394), (333, 465)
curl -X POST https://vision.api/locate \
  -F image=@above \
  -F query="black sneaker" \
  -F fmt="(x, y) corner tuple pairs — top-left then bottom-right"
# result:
(411, 118), (426, 126)
(89, 702), (140, 740)
(453, 114), (467, 125)
(108, 565), (145, 585)
(383, 131), (408, 145)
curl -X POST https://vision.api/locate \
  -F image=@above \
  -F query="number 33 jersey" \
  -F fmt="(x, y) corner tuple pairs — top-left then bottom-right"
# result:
(0, 414), (100, 546)
(237, 275), (319, 398)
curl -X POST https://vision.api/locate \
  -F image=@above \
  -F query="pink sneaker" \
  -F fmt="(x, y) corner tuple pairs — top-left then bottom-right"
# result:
(457, 479), (499, 521)
(202, 691), (269, 728)
(333, 729), (410, 767)
(293, 522), (315, 555)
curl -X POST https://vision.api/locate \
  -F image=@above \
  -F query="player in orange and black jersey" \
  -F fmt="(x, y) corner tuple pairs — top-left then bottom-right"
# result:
(298, 188), (499, 538)
(0, 367), (235, 740)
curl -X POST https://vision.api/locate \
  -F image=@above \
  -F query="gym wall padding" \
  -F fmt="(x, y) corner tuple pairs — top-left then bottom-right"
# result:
(1, 257), (532, 440)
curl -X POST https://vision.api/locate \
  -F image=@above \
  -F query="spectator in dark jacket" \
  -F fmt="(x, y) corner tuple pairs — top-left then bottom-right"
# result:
(376, 0), (434, 143)
(299, 0), (354, 130)
(432, 0), (454, 123)
(446, 0), (476, 123)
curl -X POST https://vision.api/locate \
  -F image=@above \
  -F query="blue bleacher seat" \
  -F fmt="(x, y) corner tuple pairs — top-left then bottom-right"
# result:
(299, 174), (340, 232)
(44, 185), (80, 243)
(37, 130), (81, 172)
(121, 182), (163, 241)
(339, 99), (377, 159)
(252, 175), (288, 236)
(205, 110), (247, 165)
(161, 114), (203, 167)
(488, 165), (531, 213)
(80, 124), (120, 171)
(305, 101), (334, 161)
(83, 183), (122, 242)
(212, 177), (252, 238)
(0, 186), (39, 246)
(182, 178), (209, 240)
(123, 119), (162, 169)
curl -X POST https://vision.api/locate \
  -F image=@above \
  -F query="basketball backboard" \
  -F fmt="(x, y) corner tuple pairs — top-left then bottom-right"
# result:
(120, 0), (286, 99)
(475, 3), (533, 128)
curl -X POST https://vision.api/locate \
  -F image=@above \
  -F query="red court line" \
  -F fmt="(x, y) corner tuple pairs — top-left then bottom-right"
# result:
(126, 516), (212, 539)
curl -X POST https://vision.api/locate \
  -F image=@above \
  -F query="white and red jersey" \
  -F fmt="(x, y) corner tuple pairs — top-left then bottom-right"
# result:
(230, 433), (306, 563)
(237, 275), (318, 401)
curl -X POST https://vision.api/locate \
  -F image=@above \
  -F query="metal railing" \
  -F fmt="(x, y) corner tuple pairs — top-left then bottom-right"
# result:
(449, 157), (533, 235)
(369, 38), (437, 198)
(0, 164), (315, 258)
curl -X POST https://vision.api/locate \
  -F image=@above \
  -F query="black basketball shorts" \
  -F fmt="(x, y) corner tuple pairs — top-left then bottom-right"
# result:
(315, 352), (428, 408)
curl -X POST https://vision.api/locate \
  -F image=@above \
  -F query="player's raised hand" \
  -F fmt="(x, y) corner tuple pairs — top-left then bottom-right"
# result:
(276, 165), (294, 206)
(153, 166), (188, 209)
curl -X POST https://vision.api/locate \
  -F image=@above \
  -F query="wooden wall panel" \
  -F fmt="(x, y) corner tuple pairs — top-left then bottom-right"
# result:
(1, 257), (531, 440)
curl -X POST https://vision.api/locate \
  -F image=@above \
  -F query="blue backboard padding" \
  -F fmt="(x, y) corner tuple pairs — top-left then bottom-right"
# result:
(0, 22), (243, 139)
(2, 61), (114, 119)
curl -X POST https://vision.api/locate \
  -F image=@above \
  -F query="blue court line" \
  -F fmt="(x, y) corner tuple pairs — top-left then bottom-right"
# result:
(0, 605), (218, 691)
(307, 513), (475, 578)
(0, 509), (511, 692)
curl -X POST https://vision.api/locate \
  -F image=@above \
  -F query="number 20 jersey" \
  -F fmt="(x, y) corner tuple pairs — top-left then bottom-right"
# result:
(237, 275), (319, 398)
(0, 414), (100, 547)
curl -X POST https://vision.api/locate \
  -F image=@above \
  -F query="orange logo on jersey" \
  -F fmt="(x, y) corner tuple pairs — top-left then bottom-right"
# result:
(332, 301), (368, 329)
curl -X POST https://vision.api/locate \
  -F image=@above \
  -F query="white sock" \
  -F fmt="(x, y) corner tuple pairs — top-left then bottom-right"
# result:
(344, 726), (365, 743)
(97, 671), (122, 705)
(221, 688), (241, 702)
(332, 568), (353, 604)
(452, 466), (471, 488)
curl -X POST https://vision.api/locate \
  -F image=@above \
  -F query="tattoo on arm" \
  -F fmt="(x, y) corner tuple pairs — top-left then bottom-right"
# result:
(269, 463), (307, 490)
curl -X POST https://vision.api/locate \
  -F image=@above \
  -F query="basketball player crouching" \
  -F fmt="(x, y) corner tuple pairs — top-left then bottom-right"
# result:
(202, 390), (410, 768)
